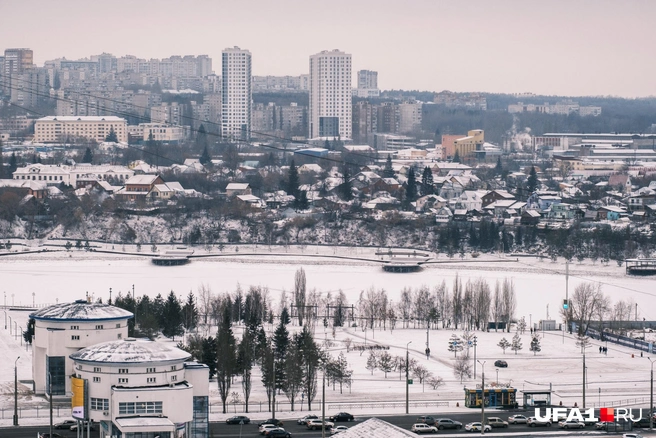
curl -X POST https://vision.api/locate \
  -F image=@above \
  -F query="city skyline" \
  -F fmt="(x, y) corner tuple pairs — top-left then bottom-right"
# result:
(1, 0), (655, 97)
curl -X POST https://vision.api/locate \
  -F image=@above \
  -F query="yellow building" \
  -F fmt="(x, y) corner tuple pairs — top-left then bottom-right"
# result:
(454, 129), (484, 158)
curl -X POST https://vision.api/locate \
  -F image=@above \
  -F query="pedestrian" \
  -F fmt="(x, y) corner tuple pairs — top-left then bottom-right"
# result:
(599, 346), (602, 354)
(425, 348), (430, 359)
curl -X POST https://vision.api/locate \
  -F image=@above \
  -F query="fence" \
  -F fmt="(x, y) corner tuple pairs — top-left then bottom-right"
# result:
(209, 399), (451, 414)
(587, 397), (650, 409)
(0, 406), (71, 420)
(587, 327), (653, 353)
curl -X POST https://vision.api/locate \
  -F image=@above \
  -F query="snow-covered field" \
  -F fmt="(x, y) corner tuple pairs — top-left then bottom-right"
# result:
(0, 245), (654, 427)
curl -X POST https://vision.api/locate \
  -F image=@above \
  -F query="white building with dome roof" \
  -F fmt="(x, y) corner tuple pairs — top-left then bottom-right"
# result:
(30, 299), (133, 396)
(70, 338), (208, 438)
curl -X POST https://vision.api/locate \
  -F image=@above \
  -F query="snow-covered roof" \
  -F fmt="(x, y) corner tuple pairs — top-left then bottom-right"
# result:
(37, 116), (126, 122)
(70, 338), (191, 364)
(336, 418), (417, 438)
(126, 174), (160, 185)
(31, 300), (133, 321)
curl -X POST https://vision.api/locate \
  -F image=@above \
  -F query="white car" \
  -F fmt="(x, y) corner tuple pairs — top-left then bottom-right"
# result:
(527, 416), (552, 427)
(411, 423), (438, 434)
(331, 425), (349, 434)
(307, 419), (335, 430)
(507, 414), (528, 424)
(558, 419), (584, 429)
(259, 424), (278, 435)
(465, 422), (492, 432)
(622, 434), (643, 438)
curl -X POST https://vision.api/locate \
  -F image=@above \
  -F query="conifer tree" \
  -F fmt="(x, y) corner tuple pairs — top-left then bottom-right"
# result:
(182, 291), (198, 331)
(530, 335), (541, 356)
(421, 166), (434, 195)
(511, 333), (523, 355)
(82, 147), (93, 164)
(162, 291), (184, 340)
(383, 154), (395, 178)
(105, 126), (118, 143)
(453, 149), (461, 163)
(405, 167), (418, 202)
(216, 306), (237, 413)
(528, 166), (538, 194)
(340, 162), (353, 201)
(199, 145), (211, 165)
(287, 159), (300, 200)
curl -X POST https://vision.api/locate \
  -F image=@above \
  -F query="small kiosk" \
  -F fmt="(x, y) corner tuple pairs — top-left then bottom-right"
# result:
(521, 390), (552, 407)
(464, 386), (517, 408)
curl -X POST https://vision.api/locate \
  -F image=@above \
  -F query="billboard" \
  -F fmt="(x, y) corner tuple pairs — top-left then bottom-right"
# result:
(71, 377), (88, 420)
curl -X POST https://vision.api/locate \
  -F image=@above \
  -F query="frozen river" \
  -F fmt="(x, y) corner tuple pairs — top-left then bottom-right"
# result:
(1, 250), (655, 323)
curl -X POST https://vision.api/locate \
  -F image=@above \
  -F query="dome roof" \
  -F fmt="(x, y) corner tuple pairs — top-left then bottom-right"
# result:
(70, 338), (191, 364)
(30, 300), (133, 321)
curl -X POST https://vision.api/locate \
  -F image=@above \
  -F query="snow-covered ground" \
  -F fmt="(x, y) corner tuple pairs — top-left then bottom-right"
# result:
(0, 246), (654, 427)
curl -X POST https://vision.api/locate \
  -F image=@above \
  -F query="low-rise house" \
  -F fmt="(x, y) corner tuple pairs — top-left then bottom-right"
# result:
(435, 206), (453, 223)
(597, 205), (626, 221)
(608, 174), (632, 193)
(0, 179), (49, 199)
(482, 190), (515, 207)
(416, 194), (447, 212)
(546, 203), (577, 220)
(226, 182), (252, 197)
(236, 194), (266, 208)
(118, 175), (164, 202)
(627, 188), (656, 211)
(364, 195), (400, 210)
(521, 209), (541, 225)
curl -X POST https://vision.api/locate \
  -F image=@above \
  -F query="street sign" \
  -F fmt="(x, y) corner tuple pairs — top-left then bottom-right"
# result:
(407, 379), (413, 384)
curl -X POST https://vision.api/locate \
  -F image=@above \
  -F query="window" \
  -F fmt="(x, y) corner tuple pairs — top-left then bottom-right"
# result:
(93, 367), (101, 372)
(118, 378), (128, 384)
(90, 398), (109, 411)
(147, 377), (156, 383)
(170, 365), (177, 371)
(171, 375), (177, 382)
(95, 325), (103, 330)
(70, 325), (79, 330)
(116, 323), (121, 328)
(147, 367), (156, 373)
(117, 333), (122, 339)
(71, 335), (80, 340)
(118, 401), (162, 415)
(93, 377), (101, 383)
(118, 368), (128, 374)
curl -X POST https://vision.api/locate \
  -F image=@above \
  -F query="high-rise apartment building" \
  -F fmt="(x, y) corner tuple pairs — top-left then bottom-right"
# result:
(357, 70), (377, 90)
(3, 48), (33, 76)
(221, 47), (252, 140)
(309, 49), (352, 139)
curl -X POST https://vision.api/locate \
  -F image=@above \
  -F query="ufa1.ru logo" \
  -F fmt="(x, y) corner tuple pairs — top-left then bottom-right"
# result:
(534, 407), (643, 422)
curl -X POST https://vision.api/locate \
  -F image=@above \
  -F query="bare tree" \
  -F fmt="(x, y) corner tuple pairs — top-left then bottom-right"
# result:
(491, 281), (502, 331)
(448, 333), (464, 357)
(197, 283), (213, 328)
(427, 375), (444, 390)
(377, 351), (394, 378)
(501, 278), (517, 333)
(399, 287), (413, 328)
(568, 282), (609, 336)
(452, 274), (463, 329)
(453, 354), (472, 383)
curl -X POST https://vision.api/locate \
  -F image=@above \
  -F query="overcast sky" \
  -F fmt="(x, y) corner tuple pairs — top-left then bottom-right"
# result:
(1, 0), (654, 97)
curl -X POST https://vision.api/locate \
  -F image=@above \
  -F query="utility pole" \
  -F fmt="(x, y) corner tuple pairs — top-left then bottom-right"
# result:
(272, 357), (276, 421)
(473, 336), (478, 379)
(563, 261), (569, 344)
(648, 357), (654, 431)
(13, 356), (20, 426)
(405, 342), (410, 412)
(49, 373), (53, 438)
(321, 370), (326, 438)
(582, 351), (586, 409)
(478, 360), (486, 435)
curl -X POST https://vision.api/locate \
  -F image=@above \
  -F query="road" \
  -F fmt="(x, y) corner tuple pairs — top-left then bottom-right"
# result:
(1, 409), (650, 438)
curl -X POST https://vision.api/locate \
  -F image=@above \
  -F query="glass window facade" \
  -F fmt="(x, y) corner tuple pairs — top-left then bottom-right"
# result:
(190, 396), (209, 438)
(46, 356), (66, 395)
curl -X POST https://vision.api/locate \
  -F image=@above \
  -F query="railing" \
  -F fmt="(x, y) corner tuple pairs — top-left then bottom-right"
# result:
(586, 397), (650, 408)
(209, 399), (450, 415)
(0, 406), (72, 420)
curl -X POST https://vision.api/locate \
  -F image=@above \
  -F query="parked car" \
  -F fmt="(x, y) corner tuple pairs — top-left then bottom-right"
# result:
(226, 415), (250, 425)
(265, 429), (292, 438)
(622, 434), (643, 438)
(527, 417), (552, 427)
(411, 423), (438, 434)
(558, 419), (585, 429)
(54, 420), (76, 429)
(435, 418), (463, 430)
(416, 416), (436, 425)
(70, 421), (96, 431)
(494, 360), (508, 368)
(297, 414), (318, 425)
(307, 419), (335, 430)
(632, 417), (653, 428)
(330, 412), (354, 422)
(465, 422), (492, 432)
(486, 417), (509, 428)
(258, 419), (284, 427)
(331, 425), (349, 434)
(38, 434), (65, 438)
(508, 414), (528, 424)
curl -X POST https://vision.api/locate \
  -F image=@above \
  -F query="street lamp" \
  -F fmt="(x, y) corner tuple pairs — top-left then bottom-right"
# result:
(406, 341), (412, 414)
(13, 356), (20, 426)
(473, 336), (478, 379)
(477, 360), (486, 435)
(496, 368), (499, 385)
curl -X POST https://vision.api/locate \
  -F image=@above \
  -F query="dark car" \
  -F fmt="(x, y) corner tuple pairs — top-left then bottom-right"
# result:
(416, 415), (436, 425)
(226, 415), (251, 425)
(632, 417), (653, 428)
(39, 434), (65, 438)
(266, 429), (292, 438)
(435, 418), (463, 430)
(330, 412), (354, 422)
(258, 419), (284, 427)
(54, 420), (77, 429)
(70, 421), (96, 431)
(494, 360), (508, 368)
